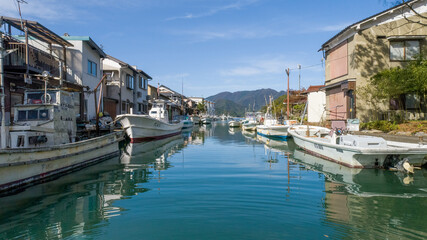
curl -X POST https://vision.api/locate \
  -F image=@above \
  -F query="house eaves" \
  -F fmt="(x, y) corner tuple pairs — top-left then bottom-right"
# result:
(137, 69), (152, 79)
(319, 0), (421, 52)
(106, 55), (137, 72)
(62, 36), (106, 58)
(1, 16), (73, 47)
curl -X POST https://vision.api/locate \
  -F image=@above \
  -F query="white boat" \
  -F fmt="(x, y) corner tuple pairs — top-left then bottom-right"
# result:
(191, 115), (201, 125)
(201, 116), (211, 124)
(288, 125), (427, 169)
(0, 89), (124, 192)
(174, 115), (193, 129)
(229, 120), (240, 128)
(257, 117), (297, 140)
(241, 112), (258, 131)
(116, 99), (183, 143)
(256, 98), (297, 139)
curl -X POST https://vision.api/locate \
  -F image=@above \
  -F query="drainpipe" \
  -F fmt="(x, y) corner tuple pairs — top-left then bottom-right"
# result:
(119, 68), (123, 114)
(0, 32), (6, 149)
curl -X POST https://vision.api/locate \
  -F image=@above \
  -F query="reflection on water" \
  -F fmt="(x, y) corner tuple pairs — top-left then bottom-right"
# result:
(0, 122), (426, 239)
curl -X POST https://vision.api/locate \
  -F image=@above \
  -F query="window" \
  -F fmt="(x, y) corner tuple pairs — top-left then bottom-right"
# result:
(17, 109), (50, 121)
(126, 75), (134, 89)
(139, 76), (148, 89)
(390, 40), (420, 61)
(88, 60), (97, 76)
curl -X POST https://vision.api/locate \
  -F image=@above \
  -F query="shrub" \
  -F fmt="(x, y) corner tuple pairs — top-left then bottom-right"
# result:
(360, 120), (399, 132)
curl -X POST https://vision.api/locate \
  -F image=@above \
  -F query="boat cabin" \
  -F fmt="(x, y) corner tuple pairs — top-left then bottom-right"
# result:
(9, 89), (77, 148)
(149, 100), (170, 123)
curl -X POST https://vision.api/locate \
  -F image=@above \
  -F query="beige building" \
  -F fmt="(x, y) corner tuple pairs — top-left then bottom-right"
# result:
(319, 0), (427, 121)
(102, 55), (144, 119)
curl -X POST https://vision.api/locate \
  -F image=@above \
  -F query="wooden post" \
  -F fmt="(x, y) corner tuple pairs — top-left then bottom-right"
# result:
(93, 75), (107, 136)
(286, 68), (290, 119)
(24, 22), (29, 82)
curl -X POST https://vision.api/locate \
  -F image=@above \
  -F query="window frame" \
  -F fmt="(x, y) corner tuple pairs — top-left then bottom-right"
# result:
(390, 40), (420, 61)
(87, 60), (98, 77)
(126, 74), (134, 90)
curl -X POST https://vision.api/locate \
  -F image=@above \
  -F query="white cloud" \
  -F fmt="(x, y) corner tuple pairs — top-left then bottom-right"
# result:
(0, 0), (79, 21)
(170, 27), (286, 42)
(166, 0), (259, 21)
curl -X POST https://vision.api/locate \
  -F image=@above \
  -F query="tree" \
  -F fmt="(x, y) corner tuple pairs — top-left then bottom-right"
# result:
(196, 101), (206, 113)
(361, 57), (427, 120)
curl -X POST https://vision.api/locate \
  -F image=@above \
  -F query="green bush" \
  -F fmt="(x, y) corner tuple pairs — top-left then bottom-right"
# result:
(360, 120), (399, 132)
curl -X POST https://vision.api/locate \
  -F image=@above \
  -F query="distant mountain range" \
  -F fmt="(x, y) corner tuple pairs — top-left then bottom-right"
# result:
(207, 88), (285, 117)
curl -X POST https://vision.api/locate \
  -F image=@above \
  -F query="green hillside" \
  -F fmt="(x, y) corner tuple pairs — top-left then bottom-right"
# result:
(213, 99), (245, 117)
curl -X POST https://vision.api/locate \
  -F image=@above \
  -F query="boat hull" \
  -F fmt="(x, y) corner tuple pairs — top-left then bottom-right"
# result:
(0, 131), (124, 192)
(256, 125), (289, 139)
(289, 126), (427, 168)
(117, 114), (183, 143)
(229, 121), (240, 128)
(201, 118), (211, 124)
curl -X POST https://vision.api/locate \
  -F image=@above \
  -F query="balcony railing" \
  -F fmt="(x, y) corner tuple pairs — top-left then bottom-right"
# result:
(3, 38), (60, 77)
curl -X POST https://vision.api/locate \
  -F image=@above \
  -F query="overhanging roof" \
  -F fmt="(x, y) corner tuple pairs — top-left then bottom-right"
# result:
(137, 69), (152, 79)
(106, 55), (137, 72)
(62, 36), (106, 57)
(1, 16), (73, 47)
(319, 0), (421, 51)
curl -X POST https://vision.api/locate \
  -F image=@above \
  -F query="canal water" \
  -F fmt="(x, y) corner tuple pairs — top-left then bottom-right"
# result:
(1, 121), (427, 239)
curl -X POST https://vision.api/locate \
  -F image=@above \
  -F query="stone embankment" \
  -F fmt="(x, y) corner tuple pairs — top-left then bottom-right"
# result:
(356, 130), (427, 144)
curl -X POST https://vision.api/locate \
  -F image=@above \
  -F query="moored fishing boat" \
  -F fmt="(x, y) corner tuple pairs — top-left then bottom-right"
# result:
(288, 125), (427, 169)
(191, 115), (201, 125)
(174, 115), (193, 129)
(116, 99), (183, 143)
(256, 118), (297, 140)
(256, 98), (297, 139)
(201, 116), (212, 124)
(241, 112), (258, 131)
(0, 89), (124, 192)
(229, 120), (240, 128)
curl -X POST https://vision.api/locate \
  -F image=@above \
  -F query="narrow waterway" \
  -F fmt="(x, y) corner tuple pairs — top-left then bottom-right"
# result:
(1, 121), (427, 240)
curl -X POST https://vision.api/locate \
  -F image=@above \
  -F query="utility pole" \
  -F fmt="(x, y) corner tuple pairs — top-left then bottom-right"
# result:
(285, 68), (290, 119)
(298, 64), (301, 91)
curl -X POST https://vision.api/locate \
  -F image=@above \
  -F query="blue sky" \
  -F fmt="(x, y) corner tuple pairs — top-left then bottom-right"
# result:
(0, 0), (398, 97)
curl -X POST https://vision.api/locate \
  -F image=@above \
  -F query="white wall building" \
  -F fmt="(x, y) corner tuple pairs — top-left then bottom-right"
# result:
(102, 56), (139, 118)
(58, 36), (106, 121)
(135, 69), (151, 114)
(306, 85), (326, 123)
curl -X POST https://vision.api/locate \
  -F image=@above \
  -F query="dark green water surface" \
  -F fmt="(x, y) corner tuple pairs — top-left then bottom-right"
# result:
(1, 122), (427, 239)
